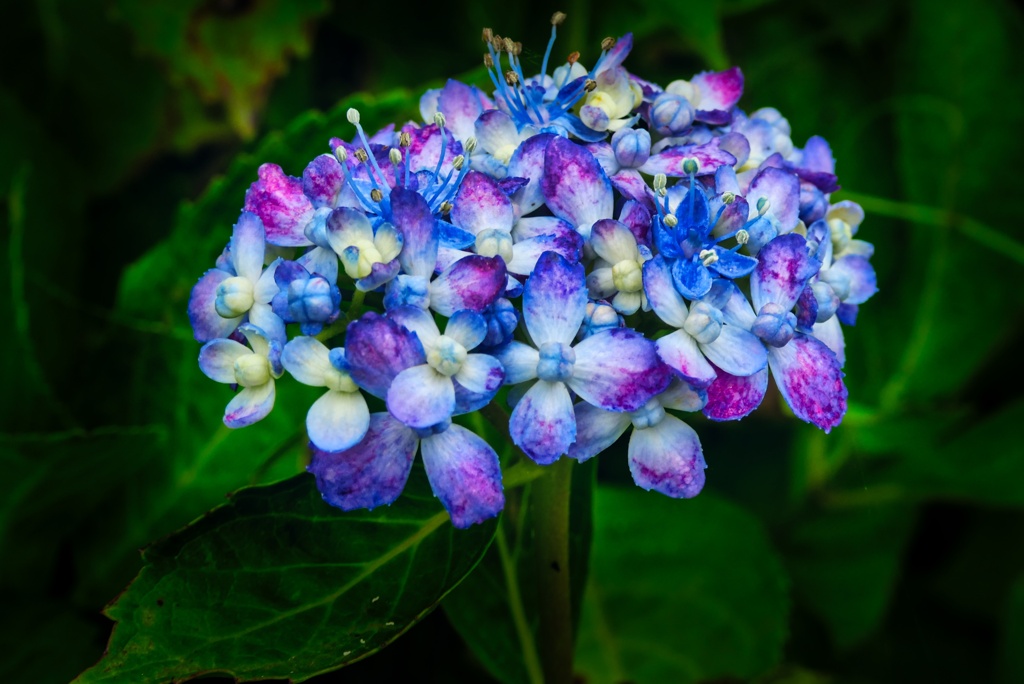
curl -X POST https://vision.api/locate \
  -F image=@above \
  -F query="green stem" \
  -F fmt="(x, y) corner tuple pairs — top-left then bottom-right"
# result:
(531, 456), (575, 684)
(496, 525), (545, 684)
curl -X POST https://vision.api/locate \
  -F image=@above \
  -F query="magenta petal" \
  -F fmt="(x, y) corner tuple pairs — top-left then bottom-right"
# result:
(542, 136), (613, 227)
(430, 255), (507, 316)
(703, 366), (768, 421)
(188, 269), (241, 342)
(243, 163), (314, 247)
(692, 66), (744, 112)
(507, 133), (555, 216)
(571, 328), (672, 412)
(618, 199), (654, 245)
(639, 138), (737, 177)
(302, 154), (344, 208)
(421, 424), (504, 528)
(308, 413), (417, 511)
(344, 312), (426, 399)
(751, 233), (822, 312)
(451, 171), (514, 235)
(768, 335), (847, 432)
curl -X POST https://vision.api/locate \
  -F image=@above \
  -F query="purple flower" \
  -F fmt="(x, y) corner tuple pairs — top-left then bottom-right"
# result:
(497, 252), (671, 463)
(188, 211), (285, 343)
(569, 379), (707, 498)
(311, 311), (504, 528)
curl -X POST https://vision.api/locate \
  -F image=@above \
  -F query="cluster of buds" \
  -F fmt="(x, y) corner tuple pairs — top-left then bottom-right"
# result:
(189, 14), (876, 528)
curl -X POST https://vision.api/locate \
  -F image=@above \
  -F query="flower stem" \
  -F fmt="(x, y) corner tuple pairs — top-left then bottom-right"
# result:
(531, 456), (575, 684)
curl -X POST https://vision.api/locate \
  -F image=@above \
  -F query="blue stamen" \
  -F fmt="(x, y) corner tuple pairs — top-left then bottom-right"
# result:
(540, 22), (558, 79)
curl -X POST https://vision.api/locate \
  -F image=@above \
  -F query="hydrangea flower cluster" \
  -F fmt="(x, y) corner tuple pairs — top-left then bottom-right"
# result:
(189, 15), (876, 529)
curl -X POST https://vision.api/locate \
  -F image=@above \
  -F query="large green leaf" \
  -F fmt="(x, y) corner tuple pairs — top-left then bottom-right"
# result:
(443, 458), (596, 684)
(72, 90), (420, 604)
(76, 469), (495, 684)
(574, 487), (789, 683)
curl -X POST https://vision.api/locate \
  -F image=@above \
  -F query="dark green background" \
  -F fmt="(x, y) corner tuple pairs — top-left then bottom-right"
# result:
(2, 0), (1023, 681)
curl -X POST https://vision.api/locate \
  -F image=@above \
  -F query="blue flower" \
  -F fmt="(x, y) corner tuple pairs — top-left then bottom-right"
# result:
(652, 180), (757, 300)
(271, 261), (342, 336)
(188, 211), (285, 343)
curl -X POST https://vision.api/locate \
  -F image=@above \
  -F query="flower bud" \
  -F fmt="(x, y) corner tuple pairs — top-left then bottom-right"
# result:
(650, 92), (695, 136)
(215, 276), (254, 318)
(683, 301), (723, 345)
(752, 302), (797, 347)
(611, 127), (651, 168)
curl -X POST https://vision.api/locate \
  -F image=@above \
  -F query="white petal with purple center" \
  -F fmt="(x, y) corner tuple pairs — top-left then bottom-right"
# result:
(454, 354), (504, 395)
(198, 338), (249, 384)
(571, 328), (671, 412)
(700, 326), (768, 377)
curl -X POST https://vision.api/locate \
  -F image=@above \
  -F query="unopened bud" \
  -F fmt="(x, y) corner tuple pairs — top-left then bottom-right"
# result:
(601, 36), (616, 51)
(346, 108), (360, 125)
(399, 131), (411, 147)
(551, 11), (566, 26)
(389, 148), (402, 166)
(354, 148), (369, 163)
(682, 158), (699, 176)
(370, 188), (383, 203)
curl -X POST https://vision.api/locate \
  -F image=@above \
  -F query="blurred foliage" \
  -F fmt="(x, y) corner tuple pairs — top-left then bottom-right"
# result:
(1, 0), (1022, 682)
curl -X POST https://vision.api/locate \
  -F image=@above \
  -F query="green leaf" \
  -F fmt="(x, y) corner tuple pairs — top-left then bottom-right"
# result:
(783, 503), (916, 650)
(881, 399), (1024, 507)
(112, 0), (329, 139)
(76, 469), (495, 684)
(72, 90), (421, 604)
(443, 458), (596, 684)
(574, 486), (789, 684)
